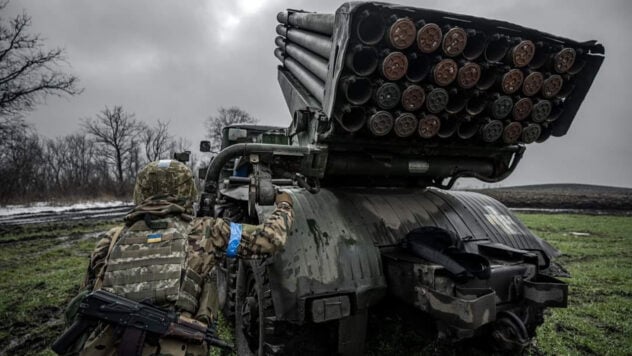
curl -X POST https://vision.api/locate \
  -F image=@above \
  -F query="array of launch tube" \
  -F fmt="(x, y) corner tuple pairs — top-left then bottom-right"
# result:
(275, 9), (585, 144)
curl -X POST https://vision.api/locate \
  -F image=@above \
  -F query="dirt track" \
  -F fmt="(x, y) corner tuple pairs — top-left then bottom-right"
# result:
(0, 204), (133, 226)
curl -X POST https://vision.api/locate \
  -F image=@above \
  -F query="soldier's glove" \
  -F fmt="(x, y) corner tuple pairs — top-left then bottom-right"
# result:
(275, 191), (293, 207)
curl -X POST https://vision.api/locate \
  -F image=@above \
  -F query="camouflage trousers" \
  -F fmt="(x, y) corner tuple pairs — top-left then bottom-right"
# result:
(80, 324), (208, 356)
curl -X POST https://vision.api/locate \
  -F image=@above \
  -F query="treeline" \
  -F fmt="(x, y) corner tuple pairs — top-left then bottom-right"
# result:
(0, 106), (199, 204)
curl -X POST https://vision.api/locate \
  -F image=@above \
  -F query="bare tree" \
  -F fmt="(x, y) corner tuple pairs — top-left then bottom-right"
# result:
(44, 137), (67, 192)
(83, 106), (142, 186)
(142, 120), (172, 162)
(0, 122), (44, 200)
(204, 106), (257, 153)
(0, 1), (81, 117)
(171, 136), (192, 154)
(64, 134), (97, 190)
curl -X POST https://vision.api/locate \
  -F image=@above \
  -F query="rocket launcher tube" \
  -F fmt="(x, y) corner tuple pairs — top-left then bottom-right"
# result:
(437, 116), (458, 138)
(275, 48), (325, 103)
(356, 10), (386, 45)
(336, 105), (367, 132)
(276, 25), (332, 59)
(277, 11), (334, 36)
(457, 119), (480, 140)
(406, 52), (431, 82)
(346, 45), (379, 76)
(276, 36), (329, 81)
(463, 30), (486, 60)
(485, 34), (510, 62)
(341, 76), (372, 105)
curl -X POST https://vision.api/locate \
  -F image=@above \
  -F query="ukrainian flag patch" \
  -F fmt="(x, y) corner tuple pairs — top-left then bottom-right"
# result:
(147, 233), (163, 243)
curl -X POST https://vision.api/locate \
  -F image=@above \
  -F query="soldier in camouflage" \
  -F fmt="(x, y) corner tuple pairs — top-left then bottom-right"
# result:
(69, 159), (293, 356)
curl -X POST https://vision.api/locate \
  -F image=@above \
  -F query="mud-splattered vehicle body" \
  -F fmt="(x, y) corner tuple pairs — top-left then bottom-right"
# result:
(198, 2), (603, 354)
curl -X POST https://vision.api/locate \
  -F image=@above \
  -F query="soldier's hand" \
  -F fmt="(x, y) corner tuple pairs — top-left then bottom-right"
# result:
(275, 191), (293, 207)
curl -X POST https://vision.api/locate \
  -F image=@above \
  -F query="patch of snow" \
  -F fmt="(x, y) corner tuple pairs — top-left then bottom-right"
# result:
(0, 200), (132, 217)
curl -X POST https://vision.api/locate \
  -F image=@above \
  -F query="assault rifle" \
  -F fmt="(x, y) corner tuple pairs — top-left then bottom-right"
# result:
(52, 289), (233, 355)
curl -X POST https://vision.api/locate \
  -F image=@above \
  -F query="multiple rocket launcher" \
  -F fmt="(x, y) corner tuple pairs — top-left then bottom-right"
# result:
(274, 3), (603, 147)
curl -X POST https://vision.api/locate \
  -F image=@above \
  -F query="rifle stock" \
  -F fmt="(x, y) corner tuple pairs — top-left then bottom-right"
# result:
(52, 290), (233, 355)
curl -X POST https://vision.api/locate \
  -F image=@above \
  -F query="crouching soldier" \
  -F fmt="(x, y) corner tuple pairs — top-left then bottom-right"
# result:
(57, 159), (293, 355)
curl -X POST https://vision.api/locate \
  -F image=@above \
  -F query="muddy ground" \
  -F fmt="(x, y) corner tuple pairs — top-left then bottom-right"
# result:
(1, 186), (631, 355)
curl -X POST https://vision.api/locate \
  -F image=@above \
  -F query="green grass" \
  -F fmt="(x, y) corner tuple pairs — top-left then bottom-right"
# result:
(1, 214), (631, 355)
(517, 214), (632, 356)
(0, 222), (116, 355)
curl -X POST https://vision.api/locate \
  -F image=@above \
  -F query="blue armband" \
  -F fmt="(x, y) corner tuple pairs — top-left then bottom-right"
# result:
(226, 222), (242, 258)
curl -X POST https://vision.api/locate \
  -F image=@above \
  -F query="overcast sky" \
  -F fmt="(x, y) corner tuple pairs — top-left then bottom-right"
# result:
(5, 0), (632, 188)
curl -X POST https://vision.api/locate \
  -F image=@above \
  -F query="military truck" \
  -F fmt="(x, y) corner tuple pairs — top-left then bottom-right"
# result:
(198, 2), (604, 355)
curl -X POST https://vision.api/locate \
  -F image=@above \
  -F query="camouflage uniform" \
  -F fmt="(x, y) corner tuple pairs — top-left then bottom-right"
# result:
(74, 159), (293, 356)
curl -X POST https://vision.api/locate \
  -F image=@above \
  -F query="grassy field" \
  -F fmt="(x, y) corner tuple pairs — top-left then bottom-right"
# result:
(0, 214), (630, 355)
(473, 184), (632, 212)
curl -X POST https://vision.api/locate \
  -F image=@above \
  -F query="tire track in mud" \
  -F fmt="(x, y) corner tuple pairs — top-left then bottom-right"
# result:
(0, 205), (133, 226)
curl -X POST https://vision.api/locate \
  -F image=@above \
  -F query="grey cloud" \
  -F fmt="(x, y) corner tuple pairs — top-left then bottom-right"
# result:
(5, 0), (632, 187)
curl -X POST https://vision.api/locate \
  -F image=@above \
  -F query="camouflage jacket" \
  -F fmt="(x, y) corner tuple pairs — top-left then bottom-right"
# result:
(78, 195), (293, 355)
(87, 196), (294, 290)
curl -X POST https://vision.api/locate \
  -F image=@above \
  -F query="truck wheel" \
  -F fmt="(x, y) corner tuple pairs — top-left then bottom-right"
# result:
(234, 260), (335, 355)
(217, 258), (238, 324)
(235, 259), (284, 355)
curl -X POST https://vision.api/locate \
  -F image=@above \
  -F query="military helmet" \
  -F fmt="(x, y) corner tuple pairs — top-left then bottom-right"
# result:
(133, 159), (197, 204)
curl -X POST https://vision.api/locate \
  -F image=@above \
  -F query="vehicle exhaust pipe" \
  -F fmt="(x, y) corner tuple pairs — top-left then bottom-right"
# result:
(276, 25), (332, 59)
(277, 11), (334, 36)
(346, 44), (379, 76)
